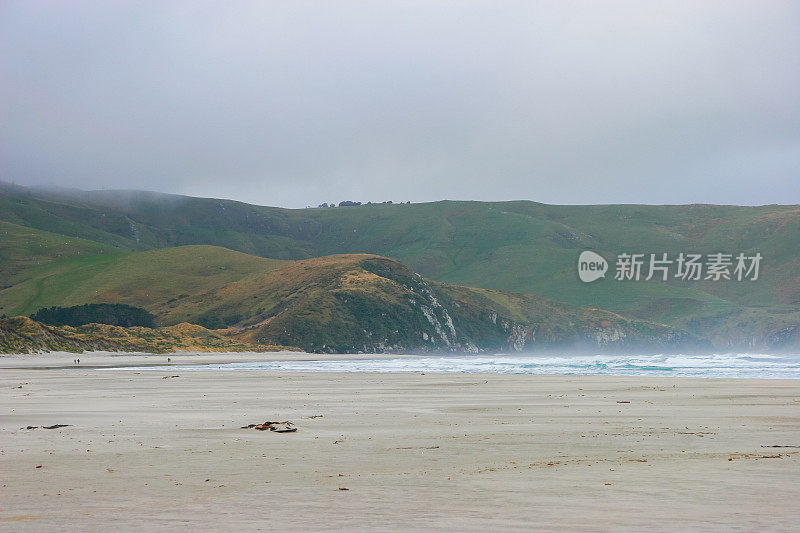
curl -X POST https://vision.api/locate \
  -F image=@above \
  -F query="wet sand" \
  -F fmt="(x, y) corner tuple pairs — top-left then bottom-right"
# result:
(1, 358), (799, 531)
(0, 350), (408, 369)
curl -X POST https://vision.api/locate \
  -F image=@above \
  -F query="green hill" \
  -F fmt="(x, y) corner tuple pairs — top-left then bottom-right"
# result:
(0, 223), (705, 353)
(158, 253), (702, 353)
(0, 220), (115, 283)
(0, 249), (704, 354)
(1, 182), (798, 350)
(0, 237), (284, 317)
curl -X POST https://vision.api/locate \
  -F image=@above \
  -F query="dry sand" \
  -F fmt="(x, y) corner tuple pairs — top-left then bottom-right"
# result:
(1, 354), (799, 531)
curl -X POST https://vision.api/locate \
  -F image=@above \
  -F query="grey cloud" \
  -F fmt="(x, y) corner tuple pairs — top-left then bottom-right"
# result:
(1, 0), (799, 207)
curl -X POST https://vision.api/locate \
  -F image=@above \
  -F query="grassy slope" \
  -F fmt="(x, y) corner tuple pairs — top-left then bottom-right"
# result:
(0, 220), (116, 283)
(3, 185), (796, 304)
(1, 183), (798, 345)
(1, 239), (285, 317)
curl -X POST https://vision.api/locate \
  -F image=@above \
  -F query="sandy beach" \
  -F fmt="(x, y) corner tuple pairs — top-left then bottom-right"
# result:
(0, 350), (411, 369)
(2, 355), (799, 531)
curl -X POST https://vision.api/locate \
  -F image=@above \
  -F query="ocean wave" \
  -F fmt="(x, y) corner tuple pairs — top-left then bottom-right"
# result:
(118, 352), (800, 378)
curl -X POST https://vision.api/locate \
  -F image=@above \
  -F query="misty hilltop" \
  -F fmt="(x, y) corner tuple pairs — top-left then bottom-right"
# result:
(1, 182), (798, 353)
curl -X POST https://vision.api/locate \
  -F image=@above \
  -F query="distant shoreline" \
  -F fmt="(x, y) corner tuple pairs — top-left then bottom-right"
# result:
(0, 350), (419, 370)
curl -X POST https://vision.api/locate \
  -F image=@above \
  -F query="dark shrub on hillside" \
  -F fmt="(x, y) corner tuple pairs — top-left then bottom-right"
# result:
(195, 313), (242, 329)
(30, 304), (156, 328)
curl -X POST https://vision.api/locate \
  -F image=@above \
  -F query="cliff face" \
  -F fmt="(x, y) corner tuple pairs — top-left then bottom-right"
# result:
(226, 256), (702, 354)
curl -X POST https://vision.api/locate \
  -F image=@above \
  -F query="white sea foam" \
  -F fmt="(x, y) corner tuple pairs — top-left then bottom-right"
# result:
(119, 352), (800, 379)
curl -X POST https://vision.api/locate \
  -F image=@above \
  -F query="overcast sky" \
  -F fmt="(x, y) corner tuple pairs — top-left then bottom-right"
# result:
(1, 1), (799, 207)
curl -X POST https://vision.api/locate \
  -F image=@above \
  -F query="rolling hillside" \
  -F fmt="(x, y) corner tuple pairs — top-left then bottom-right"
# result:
(0, 220), (115, 283)
(1, 182), (799, 350)
(0, 232), (702, 353)
(1, 240), (285, 318)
